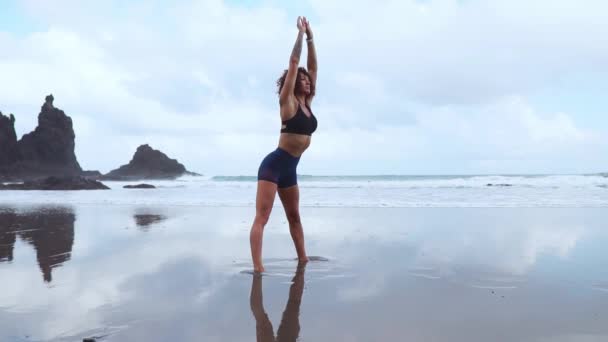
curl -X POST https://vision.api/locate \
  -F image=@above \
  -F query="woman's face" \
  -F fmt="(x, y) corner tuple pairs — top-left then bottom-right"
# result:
(297, 73), (311, 95)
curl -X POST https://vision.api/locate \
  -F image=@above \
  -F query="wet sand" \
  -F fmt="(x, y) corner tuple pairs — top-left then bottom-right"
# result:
(1, 205), (607, 341)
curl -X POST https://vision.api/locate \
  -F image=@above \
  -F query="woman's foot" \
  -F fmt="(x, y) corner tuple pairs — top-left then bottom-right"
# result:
(254, 265), (265, 274)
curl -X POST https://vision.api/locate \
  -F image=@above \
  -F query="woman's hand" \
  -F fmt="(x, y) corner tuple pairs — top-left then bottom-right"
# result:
(304, 17), (313, 39)
(297, 16), (306, 34)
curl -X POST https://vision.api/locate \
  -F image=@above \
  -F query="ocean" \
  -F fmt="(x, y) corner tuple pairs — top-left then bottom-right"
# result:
(2, 174), (607, 207)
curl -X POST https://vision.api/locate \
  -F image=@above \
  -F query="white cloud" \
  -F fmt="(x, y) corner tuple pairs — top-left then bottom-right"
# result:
(303, 96), (601, 174)
(0, 0), (606, 175)
(311, 0), (608, 104)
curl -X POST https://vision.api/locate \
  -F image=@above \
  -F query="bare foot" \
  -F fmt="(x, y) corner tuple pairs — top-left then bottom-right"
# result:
(254, 265), (265, 273)
(298, 256), (309, 264)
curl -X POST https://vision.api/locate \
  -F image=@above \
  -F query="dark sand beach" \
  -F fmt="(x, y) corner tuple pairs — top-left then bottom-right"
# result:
(1, 205), (607, 341)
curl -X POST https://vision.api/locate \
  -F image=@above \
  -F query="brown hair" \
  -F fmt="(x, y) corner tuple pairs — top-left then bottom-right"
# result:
(276, 67), (315, 98)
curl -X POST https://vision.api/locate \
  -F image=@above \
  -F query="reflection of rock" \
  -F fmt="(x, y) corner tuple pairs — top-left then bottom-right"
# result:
(103, 144), (198, 180)
(0, 230), (16, 262)
(134, 214), (166, 230)
(124, 183), (156, 189)
(0, 176), (109, 190)
(0, 210), (17, 262)
(486, 183), (513, 187)
(0, 207), (75, 282)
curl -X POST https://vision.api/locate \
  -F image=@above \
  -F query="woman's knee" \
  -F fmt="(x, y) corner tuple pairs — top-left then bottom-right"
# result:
(285, 210), (301, 225)
(254, 209), (272, 226)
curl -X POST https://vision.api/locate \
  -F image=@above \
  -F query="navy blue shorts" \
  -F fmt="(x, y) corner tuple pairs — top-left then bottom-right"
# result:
(257, 147), (300, 188)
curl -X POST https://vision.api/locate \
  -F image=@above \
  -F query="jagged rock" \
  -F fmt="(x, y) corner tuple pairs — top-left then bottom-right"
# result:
(0, 176), (109, 190)
(0, 95), (83, 181)
(103, 144), (197, 180)
(0, 112), (18, 167)
(17, 94), (82, 176)
(124, 183), (156, 189)
(81, 170), (103, 178)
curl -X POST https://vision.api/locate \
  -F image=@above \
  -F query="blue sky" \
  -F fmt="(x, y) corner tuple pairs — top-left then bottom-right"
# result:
(0, 0), (607, 175)
(0, 1), (36, 35)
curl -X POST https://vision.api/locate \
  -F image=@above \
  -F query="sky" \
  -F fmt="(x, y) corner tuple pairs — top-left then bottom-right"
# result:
(0, 0), (607, 176)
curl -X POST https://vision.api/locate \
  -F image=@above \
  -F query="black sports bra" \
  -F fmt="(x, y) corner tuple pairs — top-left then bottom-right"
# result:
(281, 103), (317, 136)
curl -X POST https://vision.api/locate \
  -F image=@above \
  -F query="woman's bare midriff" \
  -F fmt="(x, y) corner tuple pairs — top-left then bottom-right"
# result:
(278, 133), (311, 157)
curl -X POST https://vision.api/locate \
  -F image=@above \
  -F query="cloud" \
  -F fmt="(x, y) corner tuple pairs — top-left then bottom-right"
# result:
(303, 95), (602, 174)
(0, 0), (606, 174)
(310, 0), (608, 104)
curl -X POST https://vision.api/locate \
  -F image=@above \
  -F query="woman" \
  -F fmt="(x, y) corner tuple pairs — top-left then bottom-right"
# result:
(249, 263), (307, 340)
(250, 16), (318, 273)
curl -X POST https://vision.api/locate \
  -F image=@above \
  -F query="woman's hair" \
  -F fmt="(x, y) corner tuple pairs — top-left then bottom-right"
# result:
(276, 67), (315, 97)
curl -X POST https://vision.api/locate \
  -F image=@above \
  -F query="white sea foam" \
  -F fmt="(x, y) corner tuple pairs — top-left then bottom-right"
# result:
(1, 174), (606, 207)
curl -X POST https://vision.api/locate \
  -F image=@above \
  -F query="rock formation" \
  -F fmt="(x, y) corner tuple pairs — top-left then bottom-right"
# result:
(17, 94), (82, 176)
(0, 176), (109, 190)
(0, 112), (18, 167)
(1, 95), (197, 184)
(124, 183), (156, 189)
(103, 144), (197, 180)
(0, 95), (92, 181)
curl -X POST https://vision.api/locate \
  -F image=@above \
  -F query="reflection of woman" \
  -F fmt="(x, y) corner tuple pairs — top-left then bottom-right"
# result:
(250, 15), (318, 273)
(250, 263), (307, 342)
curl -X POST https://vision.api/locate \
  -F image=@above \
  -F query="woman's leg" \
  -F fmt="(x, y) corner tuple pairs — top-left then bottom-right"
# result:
(249, 273), (275, 341)
(250, 180), (278, 273)
(278, 185), (308, 262)
(276, 263), (306, 341)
